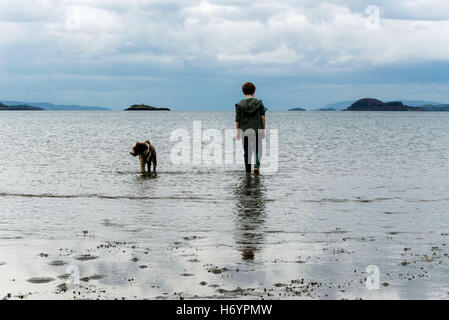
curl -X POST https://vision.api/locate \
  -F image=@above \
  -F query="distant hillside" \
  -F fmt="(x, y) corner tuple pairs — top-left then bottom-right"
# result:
(344, 98), (424, 111)
(401, 100), (442, 107)
(420, 104), (449, 111)
(125, 104), (171, 111)
(0, 102), (42, 111)
(323, 101), (356, 110)
(0, 100), (110, 111)
(325, 100), (441, 111)
(288, 107), (306, 111)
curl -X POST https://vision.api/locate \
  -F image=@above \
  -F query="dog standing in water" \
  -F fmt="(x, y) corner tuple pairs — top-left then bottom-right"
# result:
(130, 140), (157, 174)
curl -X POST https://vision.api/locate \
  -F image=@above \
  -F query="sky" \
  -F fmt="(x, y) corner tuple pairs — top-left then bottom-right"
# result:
(1, 0), (449, 110)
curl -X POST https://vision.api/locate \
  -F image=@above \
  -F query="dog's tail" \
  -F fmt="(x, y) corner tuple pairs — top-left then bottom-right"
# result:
(145, 140), (151, 145)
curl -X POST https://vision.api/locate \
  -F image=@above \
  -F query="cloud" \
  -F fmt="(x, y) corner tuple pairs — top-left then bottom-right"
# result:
(217, 45), (303, 64)
(2, 1), (448, 70)
(0, 0), (449, 107)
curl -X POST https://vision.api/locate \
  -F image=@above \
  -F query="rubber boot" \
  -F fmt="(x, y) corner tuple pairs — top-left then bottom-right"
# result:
(244, 156), (251, 173)
(254, 154), (261, 174)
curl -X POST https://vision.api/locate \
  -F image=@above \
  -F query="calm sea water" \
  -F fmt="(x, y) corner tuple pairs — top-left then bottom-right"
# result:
(1, 111), (449, 299)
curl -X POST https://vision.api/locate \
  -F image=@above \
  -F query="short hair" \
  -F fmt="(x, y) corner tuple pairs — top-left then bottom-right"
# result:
(242, 82), (256, 95)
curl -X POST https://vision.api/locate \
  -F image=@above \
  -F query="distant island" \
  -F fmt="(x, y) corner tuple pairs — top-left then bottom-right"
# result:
(288, 107), (306, 111)
(0, 100), (110, 111)
(125, 104), (171, 111)
(324, 99), (441, 111)
(318, 108), (336, 111)
(344, 99), (424, 111)
(420, 104), (449, 111)
(0, 102), (43, 111)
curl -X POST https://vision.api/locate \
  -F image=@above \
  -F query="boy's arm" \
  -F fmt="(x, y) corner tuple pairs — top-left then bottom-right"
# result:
(261, 115), (266, 139)
(260, 102), (266, 139)
(236, 121), (241, 140)
(235, 104), (241, 140)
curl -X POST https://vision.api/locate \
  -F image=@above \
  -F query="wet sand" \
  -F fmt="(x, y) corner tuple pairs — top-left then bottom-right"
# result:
(1, 221), (448, 300)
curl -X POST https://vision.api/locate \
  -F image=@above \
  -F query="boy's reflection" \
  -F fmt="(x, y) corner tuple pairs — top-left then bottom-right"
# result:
(233, 174), (266, 262)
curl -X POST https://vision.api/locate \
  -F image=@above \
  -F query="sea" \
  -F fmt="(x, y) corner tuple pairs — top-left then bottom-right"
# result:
(1, 110), (448, 299)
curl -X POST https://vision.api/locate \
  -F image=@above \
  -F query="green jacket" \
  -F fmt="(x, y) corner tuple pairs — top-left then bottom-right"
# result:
(235, 98), (266, 133)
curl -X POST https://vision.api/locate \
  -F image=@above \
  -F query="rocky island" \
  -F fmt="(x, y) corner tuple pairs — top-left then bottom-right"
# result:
(420, 104), (449, 111)
(344, 98), (424, 111)
(288, 107), (306, 111)
(125, 104), (171, 111)
(1, 100), (110, 110)
(0, 103), (42, 111)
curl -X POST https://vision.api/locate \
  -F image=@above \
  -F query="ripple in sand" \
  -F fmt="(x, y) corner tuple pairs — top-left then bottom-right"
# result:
(207, 267), (230, 274)
(0, 261), (6, 266)
(75, 254), (99, 261)
(80, 274), (105, 282)
(48, 260), (67, 266)
(101, 219), (125, 228)
(28, 277), (55, 284)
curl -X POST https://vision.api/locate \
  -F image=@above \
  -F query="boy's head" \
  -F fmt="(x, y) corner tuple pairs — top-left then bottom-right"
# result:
(242, 82), (256, 96)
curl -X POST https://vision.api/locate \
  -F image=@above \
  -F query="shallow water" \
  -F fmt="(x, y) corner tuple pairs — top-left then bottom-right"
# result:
(1, 111), (449, 299)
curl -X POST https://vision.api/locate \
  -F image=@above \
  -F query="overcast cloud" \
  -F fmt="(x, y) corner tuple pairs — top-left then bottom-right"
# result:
(1, 0), (449, 109)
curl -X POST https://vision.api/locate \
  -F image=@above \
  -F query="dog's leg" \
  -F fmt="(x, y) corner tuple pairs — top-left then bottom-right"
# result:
(153, 157), (157, 173)
(140, 158), (146, 174)
(147, 161), (152, 173)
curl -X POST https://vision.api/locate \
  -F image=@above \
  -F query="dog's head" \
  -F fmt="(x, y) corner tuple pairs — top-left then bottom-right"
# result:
(130, 142), (149, 157)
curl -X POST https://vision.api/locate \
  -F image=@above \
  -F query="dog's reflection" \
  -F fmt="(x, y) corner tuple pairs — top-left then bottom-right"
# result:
(233, 174), (266, 262)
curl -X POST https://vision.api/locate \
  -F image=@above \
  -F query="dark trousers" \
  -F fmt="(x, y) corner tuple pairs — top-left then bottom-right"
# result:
(243, 133), (262, 173)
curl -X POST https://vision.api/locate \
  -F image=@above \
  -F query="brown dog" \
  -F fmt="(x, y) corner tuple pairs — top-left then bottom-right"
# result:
(130, 140), (157, 173)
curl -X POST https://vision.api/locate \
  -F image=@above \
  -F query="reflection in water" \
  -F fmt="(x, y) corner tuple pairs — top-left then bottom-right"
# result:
(233, 174), (266, 262)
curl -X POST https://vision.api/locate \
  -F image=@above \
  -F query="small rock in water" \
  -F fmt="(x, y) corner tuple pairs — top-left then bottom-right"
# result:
(80, 274), (105, 282)
(75, 254), (98, 261)
(274, 283), (286, 287)
(48, 260), (67, 266)
(56, 283), (68, 293)
(27, 277), (55, 284)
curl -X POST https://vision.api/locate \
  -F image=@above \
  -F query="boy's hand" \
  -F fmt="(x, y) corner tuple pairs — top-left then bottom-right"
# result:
(236, 130), (241, 141)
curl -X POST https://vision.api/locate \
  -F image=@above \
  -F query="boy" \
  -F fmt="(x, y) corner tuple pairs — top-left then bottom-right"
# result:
(235, 82), (266, 174)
